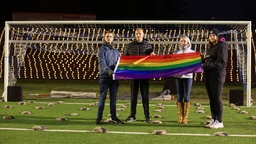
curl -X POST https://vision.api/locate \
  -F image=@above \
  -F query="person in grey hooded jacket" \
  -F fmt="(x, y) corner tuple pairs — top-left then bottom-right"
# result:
(96, 30), (124, 125)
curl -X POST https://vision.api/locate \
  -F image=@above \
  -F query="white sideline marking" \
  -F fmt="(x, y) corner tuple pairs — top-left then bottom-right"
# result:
(31, 101), (256, 108)
(1, 127), (256, 137)
(35, 102), (183, 107)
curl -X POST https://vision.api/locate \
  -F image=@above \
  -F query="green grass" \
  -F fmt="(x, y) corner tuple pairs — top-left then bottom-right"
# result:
(0, 79), (256, 144)
(1, 98), (256, 144)
(0, 79), (248, 100)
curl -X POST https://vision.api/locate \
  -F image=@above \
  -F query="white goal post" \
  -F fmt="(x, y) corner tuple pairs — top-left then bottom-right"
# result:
(2, 20), (252, 107)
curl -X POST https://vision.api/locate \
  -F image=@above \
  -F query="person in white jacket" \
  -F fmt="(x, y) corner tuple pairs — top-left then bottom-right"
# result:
(174, 36), (195, 124)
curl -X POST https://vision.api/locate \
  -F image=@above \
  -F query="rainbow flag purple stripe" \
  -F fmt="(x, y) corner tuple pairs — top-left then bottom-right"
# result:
(113, 52), (203, 80)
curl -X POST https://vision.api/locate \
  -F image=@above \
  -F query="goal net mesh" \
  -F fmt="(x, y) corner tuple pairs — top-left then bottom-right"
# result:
(2, 20), (253, 106)
(2, 21), (250, 84)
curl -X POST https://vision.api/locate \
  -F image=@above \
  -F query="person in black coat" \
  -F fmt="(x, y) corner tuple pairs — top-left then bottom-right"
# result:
(124, 28), (155, 123)
(202, 29), (228, 129)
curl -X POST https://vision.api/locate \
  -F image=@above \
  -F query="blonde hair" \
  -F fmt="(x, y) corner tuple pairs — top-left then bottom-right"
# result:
(180, 36), (191, 46)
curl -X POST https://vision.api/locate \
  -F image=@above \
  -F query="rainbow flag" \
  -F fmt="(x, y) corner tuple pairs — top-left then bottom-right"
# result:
(113, 52), (203, 80)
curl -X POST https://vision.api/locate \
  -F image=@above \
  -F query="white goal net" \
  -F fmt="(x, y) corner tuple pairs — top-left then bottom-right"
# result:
(2, 20), (252, 106)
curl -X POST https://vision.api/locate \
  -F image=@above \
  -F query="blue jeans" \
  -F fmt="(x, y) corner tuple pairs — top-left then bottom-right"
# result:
(97, 77), (119, 120)
(175, 78), (193, 102)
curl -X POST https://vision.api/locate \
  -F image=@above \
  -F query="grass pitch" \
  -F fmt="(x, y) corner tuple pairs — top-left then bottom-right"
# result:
(0, 79), (255, 144)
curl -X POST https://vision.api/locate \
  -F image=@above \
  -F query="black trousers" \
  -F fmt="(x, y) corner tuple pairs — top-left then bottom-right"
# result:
(205, 70), (226, 122)
(129, 79), (150, 118)
(162, 77), (176, 94)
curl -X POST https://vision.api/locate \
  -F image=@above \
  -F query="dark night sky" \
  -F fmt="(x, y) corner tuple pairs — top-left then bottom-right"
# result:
(185, 0), (255, 20)
(1, 0), (255, 27)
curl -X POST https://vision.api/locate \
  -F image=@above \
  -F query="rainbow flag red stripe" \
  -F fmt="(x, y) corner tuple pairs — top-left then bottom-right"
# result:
(113, 52), (203, 80)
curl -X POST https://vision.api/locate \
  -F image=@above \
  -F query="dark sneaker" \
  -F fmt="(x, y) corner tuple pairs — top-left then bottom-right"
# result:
(160, 89), (171, 96)
(112, 118), (124, 124)
(126, 116), (136, 122)
(145, 117), (151, 123)
(95, 118), (101, 125)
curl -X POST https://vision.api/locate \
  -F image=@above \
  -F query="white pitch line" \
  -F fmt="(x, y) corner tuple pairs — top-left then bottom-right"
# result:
(1, 127), (256, 137)
(228, 134), (256, 137)
(166, 133), (212, 136)
(33, 101), (256, 108)
(34, 102), (178, 107)
(0, 127), (32, 131)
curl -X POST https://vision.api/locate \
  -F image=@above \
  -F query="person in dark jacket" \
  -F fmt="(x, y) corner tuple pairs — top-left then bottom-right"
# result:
(202, 29), (228, 129)
(124, 28), (155, 123)
(96, 30), (124, 125)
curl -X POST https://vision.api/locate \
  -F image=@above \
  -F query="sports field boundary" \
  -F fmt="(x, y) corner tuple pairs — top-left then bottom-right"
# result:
(1, 127), (256, 137)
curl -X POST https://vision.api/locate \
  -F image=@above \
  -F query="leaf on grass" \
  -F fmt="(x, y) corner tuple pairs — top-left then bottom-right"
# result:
(3, 105), (13, 108)
(56, 117), (68, 121)
(151, 120), (162, 124)
(213, 132), (228, 136)
(33, 125), (46, 131)
(152, 130), (167, 135)
(21, 111), (32, 115)
(3, 115), (15, 120)
(249, 116), (256, 120)
(93, 127), (107, 133)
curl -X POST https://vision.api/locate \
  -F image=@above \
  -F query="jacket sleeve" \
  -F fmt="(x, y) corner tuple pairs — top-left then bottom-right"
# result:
(123, 44), (130, 56)
(98, 46), (111, 74)
(145, 44), (153, 55)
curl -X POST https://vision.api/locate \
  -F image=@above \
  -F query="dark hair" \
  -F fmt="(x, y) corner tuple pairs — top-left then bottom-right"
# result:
(135, 28), (144, 33)
(104, 30), (114, 36)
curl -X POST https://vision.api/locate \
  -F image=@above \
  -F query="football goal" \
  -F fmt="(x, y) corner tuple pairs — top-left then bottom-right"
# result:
(1, 20), (252, 106)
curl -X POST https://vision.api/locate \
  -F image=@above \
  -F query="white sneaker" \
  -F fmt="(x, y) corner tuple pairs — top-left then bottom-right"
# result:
(209, 120), (224, 129)
(205, 119), (214, 128)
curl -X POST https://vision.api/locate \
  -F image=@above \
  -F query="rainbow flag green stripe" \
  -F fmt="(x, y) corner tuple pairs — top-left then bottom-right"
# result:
(113, 52), (203, 80)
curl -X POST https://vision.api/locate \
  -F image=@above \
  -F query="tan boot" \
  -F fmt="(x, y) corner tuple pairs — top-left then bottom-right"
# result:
(183, 102), (190, 124)
(177, 102), (183, 124)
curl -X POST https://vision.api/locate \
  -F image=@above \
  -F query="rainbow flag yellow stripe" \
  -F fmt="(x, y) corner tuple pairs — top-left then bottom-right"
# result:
(113, 52), (203, 80)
